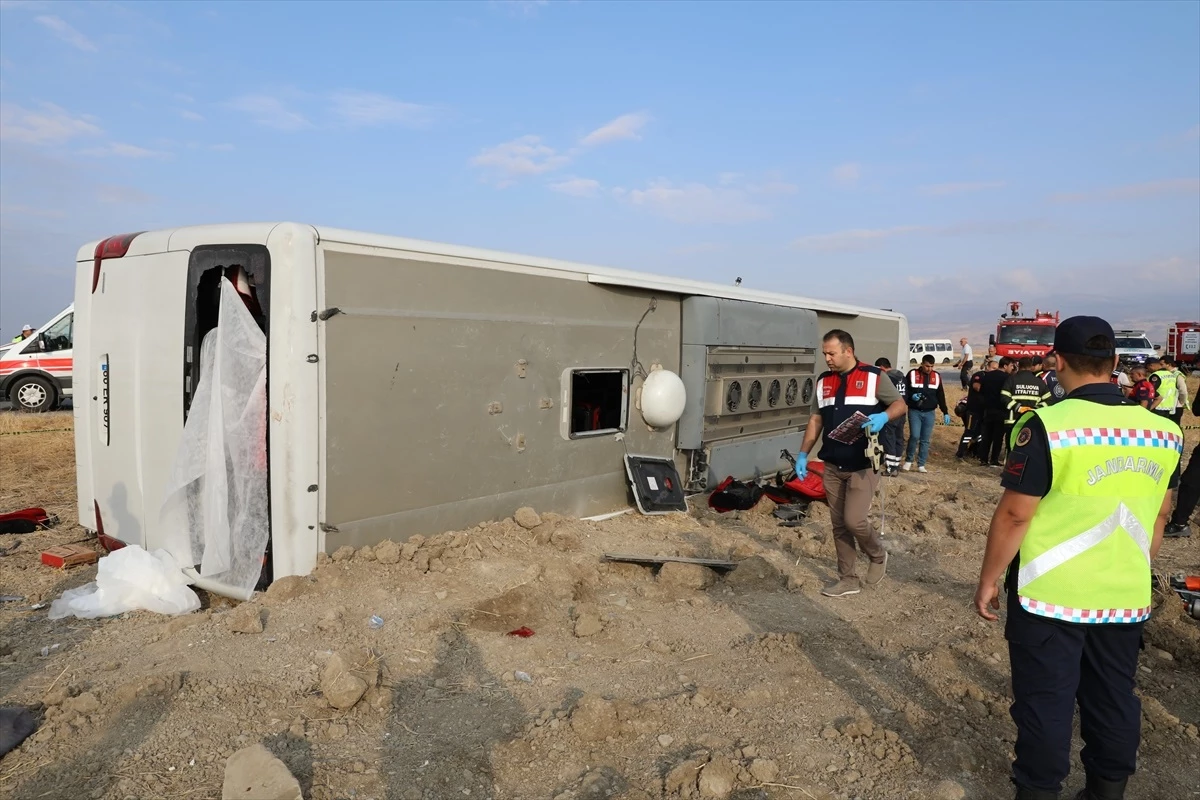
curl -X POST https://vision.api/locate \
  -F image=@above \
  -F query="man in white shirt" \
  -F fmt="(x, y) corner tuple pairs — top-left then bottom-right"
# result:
(955, 337), (974, 389)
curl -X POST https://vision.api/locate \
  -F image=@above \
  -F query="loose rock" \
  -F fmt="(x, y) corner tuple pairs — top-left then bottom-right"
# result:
(573, 605), (605, 638)
(331, 545), (356, 563)
(697, 757), (738, 799)
(264, 575), (313, 604)
(221, 743), (303, 800)
(658, 562), (716, 591)
(320, 647), (379, 710)
(749, 758), (778, 783)
(228, 603), (264, 635)
(665, 758), (707, 796)
(514, 507), (542, 530)
(374, 540), (401, 565)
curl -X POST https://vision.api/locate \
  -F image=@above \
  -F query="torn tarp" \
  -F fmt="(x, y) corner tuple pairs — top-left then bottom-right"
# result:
(159, 277), (269, 596)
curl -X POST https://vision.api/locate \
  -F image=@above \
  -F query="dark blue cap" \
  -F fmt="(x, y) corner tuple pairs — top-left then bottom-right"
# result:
(1054, 316), (1115, 358)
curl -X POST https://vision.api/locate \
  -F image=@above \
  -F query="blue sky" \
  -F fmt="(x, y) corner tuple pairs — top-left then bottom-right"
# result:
(1, 0), (1198, 345)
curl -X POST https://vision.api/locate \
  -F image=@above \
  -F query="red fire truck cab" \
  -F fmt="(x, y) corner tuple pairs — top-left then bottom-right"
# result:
(989, 301), (1060, 359)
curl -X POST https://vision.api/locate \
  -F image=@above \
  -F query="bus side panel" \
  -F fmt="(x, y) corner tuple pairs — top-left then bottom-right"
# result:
(817, 312), (904, 370)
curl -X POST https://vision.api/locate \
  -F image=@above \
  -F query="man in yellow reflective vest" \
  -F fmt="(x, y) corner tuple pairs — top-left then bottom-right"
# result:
(973, 316), (1183, 800)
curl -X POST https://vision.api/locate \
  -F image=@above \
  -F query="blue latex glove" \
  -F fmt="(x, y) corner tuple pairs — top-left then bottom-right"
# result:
(793, 451), (808, 479)
(861, 412), (889, 434)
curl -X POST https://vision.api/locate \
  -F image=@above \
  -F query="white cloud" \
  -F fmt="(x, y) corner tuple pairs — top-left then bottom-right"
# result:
(470, 135), (569, 185)
(1050, 178), (1200, 204)
(228, 94), (310, 131)
(79, 142), (170, 159)
(613, 179), (769, 224)
(580, 112), (650, 147)
(328, 90), (435, 129)
(832, 162), (861, 189)
(549, 177), (600, 197)
(919, 181), (1007, 197)
(792, 225), (928, 252)
(179, 109), (204, 122)
(34, 14), (96, 52)
(0, 102), (101, 144)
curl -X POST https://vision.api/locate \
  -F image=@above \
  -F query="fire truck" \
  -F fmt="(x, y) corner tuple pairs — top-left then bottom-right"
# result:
(988, 301), (1059, 359)
(1167, 321), (1200, 373)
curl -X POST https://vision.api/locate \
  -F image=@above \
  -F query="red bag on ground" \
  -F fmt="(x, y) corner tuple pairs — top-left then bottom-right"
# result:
(763, 461), (827, 504)
(0, 507), (58, 534)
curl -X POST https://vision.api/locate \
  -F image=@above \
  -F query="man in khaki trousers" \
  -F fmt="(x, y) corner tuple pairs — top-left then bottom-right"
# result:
(794, 329), (909, 597)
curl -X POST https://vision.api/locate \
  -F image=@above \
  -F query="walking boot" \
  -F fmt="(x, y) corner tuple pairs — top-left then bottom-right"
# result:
(1073, 774), (1127, 800)
(1014, 785), (1059, 800)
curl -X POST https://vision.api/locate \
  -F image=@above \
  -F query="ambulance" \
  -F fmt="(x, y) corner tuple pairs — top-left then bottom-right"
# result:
(0, 304), (75, 412)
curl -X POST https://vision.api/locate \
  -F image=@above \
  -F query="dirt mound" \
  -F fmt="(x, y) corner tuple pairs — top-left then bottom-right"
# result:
(2, 386), (1199, 800)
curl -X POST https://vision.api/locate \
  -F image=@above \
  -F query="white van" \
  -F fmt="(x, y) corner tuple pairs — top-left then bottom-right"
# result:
(908, 338), (956, 366)
(0, 304), (75, 412)
(73, 223), (908, 598)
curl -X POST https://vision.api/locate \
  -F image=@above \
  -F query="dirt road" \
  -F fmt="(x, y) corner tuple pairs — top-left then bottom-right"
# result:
(1, 392), (1197, 800)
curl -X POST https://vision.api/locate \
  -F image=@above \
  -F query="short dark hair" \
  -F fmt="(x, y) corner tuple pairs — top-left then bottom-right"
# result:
(921, 354), (935, 365)
(1162, 355), (1175, 366)
(875, 357), (892, 368)
(823, 329), (855, 351)
(999, 356), (1015, 369)
(1018, 356), (1034, 370)
(1030, 355), (1043, 367)
(1068, 335), (1117, 376)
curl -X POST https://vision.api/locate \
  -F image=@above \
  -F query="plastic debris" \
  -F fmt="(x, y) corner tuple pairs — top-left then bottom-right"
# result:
(514, 671), (533, 683)
(506, 626), (535, 638)
(368, 614), (384, 630)
(48, 545), (201, 620)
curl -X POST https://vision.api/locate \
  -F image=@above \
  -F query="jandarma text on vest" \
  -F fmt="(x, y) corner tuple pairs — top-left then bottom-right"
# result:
(1086, 456), (1166, 486)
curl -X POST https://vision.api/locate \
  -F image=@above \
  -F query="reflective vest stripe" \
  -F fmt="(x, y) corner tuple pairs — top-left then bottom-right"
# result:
(1046, 428), (1183, 450)
(1017, 503), (1150, 590)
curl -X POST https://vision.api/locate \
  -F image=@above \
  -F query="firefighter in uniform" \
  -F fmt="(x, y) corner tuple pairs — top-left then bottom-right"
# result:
(973, 316), (1183, 800)
(1001, 356), (1051, 454)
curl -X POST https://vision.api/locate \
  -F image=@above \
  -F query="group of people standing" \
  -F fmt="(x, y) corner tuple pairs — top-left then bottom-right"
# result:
(955, 352), (1061, 467)
(872, 353), (950, 475)
(793, 318), (1191, 799)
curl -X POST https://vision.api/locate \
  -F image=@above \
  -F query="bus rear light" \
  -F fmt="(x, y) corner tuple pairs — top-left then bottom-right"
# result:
(91, 232), (145, 293)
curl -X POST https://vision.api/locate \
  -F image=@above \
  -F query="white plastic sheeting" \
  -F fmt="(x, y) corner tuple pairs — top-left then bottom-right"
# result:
(159, 277), (270, 597)
(48, 545), (200, 619)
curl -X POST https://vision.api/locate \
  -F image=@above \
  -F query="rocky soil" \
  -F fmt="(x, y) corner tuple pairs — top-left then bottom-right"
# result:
(1, 391), (1198, 800)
